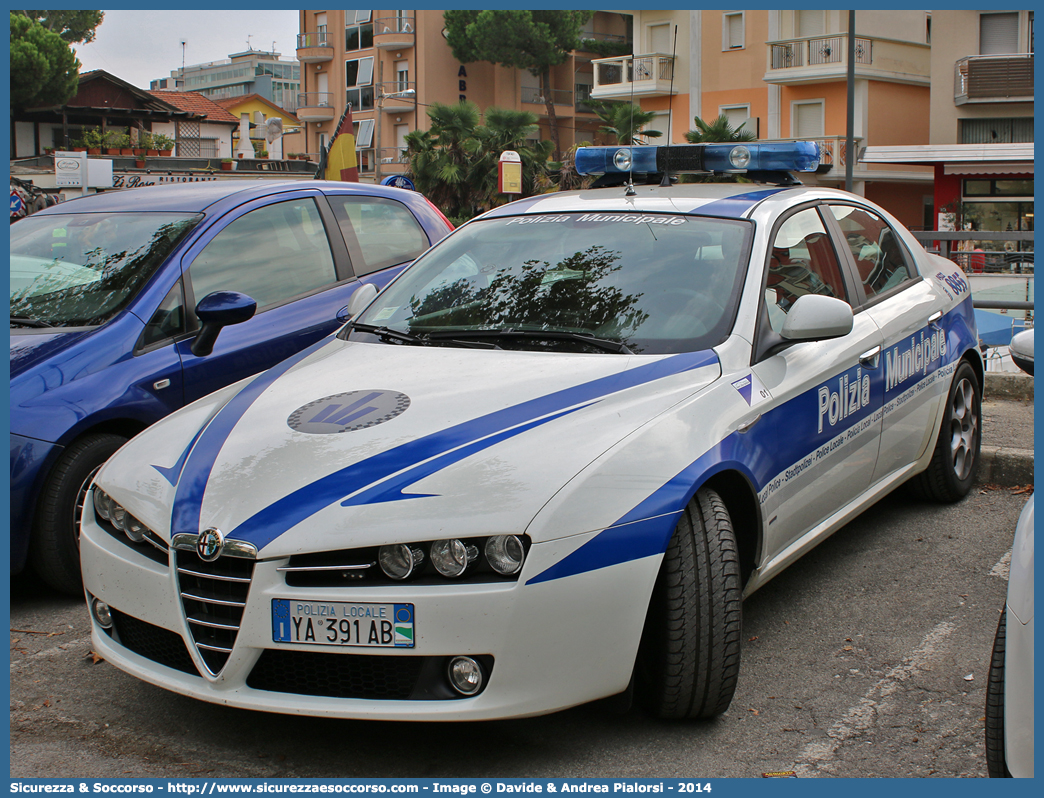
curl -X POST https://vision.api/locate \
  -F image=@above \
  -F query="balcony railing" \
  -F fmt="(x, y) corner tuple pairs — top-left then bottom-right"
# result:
(377, 146), (410, 167)
(954, 54), (1034, 104)
(296, 32), (334, 63)
(297, 31), (330, 49)
(373, 16), (415, 49)
(373, 16), (414, 35)
(295, 92), (336, 121)
(591, 54), (676, 99)
(521, 87), (574, 106)
(770, 36), (872, 70)
(377, 82), (417, 111)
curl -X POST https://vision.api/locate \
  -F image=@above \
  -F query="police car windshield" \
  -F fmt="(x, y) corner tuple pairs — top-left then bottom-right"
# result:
(10, 212), (202, 327)
(352, 212), (753, 355)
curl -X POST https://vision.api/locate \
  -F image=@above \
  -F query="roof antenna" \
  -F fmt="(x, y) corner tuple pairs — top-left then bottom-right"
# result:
(624, 52), (637, 196)
(660, 25), (678, 187)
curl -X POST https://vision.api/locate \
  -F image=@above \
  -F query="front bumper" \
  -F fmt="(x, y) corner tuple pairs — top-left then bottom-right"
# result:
(81, 494), (661, 720)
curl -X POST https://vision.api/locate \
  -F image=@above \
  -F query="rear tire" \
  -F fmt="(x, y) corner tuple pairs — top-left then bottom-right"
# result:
(637, 487), (742, 719)
(28, 432), (127, 595)
(910, 360), (980, 502)
(985, 610), (1012, 778)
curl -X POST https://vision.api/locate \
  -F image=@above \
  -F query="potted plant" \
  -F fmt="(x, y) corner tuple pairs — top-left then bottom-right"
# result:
(101, 129), (123, 154)
(135, 156), (147, 168)
(152, 133), (175, 156)
(220, 158), (235, 171)
(81, 127), (103, 155)
(118, 131), (134, 155)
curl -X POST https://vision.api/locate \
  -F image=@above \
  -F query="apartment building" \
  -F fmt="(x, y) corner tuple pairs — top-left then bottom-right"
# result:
(295, 9), (631, 180)
(591, 9), (934, 229)
(863, 9), (1033, 235)
(151, 49), (302, 113)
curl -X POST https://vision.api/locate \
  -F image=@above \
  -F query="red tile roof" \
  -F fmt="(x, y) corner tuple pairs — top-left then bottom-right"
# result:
(148, 91), (240, 124)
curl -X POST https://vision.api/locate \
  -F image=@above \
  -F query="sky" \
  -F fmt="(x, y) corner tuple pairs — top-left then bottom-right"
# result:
(75, 10), (302, 90)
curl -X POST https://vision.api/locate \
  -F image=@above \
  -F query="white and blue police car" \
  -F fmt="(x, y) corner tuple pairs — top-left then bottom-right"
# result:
(81, 141), (982, 721)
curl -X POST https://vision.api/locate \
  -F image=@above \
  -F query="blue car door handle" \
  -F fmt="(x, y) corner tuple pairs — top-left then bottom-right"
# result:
(859, 346), (881, 369)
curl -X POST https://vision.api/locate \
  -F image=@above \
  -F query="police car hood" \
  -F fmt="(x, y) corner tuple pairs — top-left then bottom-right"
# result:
(100, 339), (720, 558)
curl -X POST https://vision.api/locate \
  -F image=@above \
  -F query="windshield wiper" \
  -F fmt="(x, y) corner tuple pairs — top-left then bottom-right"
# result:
(351, 322), (504, 349)
(426, 328), (633, 354)
(11, 315), (53, 329)
(350, 321), (425, 345)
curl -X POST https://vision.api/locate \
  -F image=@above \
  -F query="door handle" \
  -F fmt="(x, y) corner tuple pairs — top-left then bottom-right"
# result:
(859, 346), (881, 369)
(928, 311), (943, 330)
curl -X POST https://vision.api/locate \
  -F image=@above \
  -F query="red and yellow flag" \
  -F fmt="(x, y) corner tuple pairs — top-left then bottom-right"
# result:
(315, 104), (359, 182)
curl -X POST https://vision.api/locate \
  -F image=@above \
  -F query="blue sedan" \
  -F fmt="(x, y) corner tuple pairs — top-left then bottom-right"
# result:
(10, 179), (453, 593)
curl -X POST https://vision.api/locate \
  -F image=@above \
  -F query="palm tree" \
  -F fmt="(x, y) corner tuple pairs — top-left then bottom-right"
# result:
(405, 101), (552, 221)
(684, 115), (756, 144)
(588, 100), (663, 145)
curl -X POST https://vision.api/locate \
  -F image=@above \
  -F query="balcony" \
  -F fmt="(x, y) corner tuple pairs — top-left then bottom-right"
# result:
(296, 32), (333, 64)
(373, 16), (415, 50)
(295, 92), (335, 122)
(765, 35), (929, 86)
(590, 54), (677, 100)
(954, 54), (1033, 105)
(377, 83), (417, 113)
(377, 146), (410, 173)
(521, 87), (574, 107)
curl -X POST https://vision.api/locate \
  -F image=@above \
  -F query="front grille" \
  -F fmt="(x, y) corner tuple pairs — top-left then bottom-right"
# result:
(176, 551), (254, 674)
(247, 650), (424, 699)
(111, 610), (199, 676)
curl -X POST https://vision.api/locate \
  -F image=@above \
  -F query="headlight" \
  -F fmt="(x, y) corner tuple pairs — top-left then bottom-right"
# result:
(93, 489), (113, 521)
(430, 538), (478, 578)
(484, 535), (525, 576)
(378, 543), (424, 580)
(90, 488), (158, 549)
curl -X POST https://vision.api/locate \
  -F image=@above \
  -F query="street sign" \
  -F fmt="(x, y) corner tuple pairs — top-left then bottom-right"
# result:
(380, 175), (416, 191)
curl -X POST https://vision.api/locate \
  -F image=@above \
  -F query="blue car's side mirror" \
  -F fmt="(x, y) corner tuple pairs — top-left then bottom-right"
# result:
(191, 291), (257, 357)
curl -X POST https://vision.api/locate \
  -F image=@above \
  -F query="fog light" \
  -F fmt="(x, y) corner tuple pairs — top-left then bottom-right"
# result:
(448, 656), (483, 695)
(379, 543), (424, 580)
(485, 535), (525, 575)
(430, 539), (478, 578)
(613, 148), (632, 171)
(93, 489), (112, 521)
(91, 598), (113, 629)
(728, 145), (751, 170)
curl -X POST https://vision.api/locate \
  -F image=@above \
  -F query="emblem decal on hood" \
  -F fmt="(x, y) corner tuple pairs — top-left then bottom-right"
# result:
(288, 390), (411, 434)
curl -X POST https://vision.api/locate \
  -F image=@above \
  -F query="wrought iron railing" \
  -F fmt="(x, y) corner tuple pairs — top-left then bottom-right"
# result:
(770, 36), (872, 70)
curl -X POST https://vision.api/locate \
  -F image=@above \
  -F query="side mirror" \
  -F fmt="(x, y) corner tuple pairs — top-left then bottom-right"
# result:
(1009, 328), (1034, 376)
(191, 291), (257, 357)
(343, 282), (378, 321)
(780, 294), (854, 342)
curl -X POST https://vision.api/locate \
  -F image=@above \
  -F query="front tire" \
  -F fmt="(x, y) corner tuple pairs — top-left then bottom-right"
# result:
(985, 610), (1011, 778)
(28, 432), (127, 595)
(910, 360), (981, 502)
(637, 487), (742, 719)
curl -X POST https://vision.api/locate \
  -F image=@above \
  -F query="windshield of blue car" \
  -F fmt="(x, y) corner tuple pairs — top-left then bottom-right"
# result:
(348, 212), (753, 355)
(10, 212), (202, 327)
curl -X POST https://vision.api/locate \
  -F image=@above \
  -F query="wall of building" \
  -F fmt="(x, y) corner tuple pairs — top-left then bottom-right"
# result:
(864, 181), (930, 231)
(867, 81), (929, 146)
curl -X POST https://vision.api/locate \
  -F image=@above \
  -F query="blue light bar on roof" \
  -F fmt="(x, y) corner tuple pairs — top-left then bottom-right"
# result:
(574, 141), (821, 176)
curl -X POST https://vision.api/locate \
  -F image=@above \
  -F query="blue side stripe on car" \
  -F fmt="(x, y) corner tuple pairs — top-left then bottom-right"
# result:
(688, 189), (784, 218)
(222, 350), (720, 550)
(527, 303), (978, 585)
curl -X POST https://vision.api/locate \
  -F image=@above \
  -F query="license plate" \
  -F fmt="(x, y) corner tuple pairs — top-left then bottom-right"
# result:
(272, 599), (414, 648)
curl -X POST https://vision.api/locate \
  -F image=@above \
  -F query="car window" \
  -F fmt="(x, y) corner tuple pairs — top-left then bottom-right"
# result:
(828, 204), (915, 299)
(764, 208), (848, 334)
(351, 212), (752, 355)
(140, 280), (187, 348)
(9, 212), (201, 327)
(327, 196), (429, 276)
(188, 199), (337, 311)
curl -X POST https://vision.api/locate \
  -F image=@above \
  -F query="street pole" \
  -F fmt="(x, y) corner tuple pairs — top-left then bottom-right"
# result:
(845, 10), (855, 193)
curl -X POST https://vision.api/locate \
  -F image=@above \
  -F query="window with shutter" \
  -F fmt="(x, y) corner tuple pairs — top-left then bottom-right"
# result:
(980, 12), (1019, 54)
